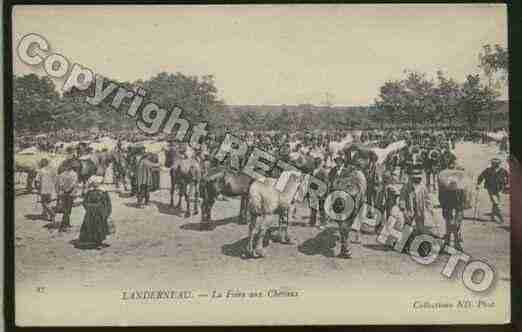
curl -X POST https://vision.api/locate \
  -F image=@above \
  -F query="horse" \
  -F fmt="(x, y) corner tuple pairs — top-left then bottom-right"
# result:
(200, 169), (253, 227)
(15, 151), (66, 193)
(328, 134), (354, 156)
(170, 155), (201, 217)
(246, 170), (305, 258)
(286, 152), (320, 220)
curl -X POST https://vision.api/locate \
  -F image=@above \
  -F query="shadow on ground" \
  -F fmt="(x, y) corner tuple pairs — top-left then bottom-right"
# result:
(363, 243), (392, 252)
(221, 236), (250, 258)
(179, 215), (233, 231)
(16, 189), (32, 197)
(298, 228), (338, 257)
(498, 225), (510, 232)
(69, 239), (110, 250)
(150, 200), (184, 217)
(25, 214), (48, 221)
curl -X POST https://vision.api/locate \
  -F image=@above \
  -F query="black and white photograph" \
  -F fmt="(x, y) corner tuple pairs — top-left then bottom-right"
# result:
(9, 4), (512, 325)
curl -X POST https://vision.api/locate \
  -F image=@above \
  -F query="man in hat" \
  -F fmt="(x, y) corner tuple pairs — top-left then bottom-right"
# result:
(344, 157), (367, 245)
(56, 163), (79, 232)
(439, 147), (457, 171)
(328, 154), (346, 184)
(127, 144), (146, 196)
(136, 152), (161, 207)
(477, 158), (509, 224)
(439, 159), (465, 250)
(310, 157), (329, 228)
(77, 142), (90, 158)
(378, 170), (401, 224)
(422, 145), (440, 192)
(35, 158), (56, 223)
(400, 167), (435, 236)
(379, 184), (405, 246)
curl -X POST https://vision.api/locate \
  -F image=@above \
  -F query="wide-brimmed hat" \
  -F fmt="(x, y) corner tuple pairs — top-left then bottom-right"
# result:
(87, 176), (104, 188)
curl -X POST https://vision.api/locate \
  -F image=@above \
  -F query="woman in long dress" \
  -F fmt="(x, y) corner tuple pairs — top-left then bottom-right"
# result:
(77, 176), (112, 249)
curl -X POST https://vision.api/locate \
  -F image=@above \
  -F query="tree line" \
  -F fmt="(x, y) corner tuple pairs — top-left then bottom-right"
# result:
(374, 44), (508, 130)
(13, 44), (507, 133)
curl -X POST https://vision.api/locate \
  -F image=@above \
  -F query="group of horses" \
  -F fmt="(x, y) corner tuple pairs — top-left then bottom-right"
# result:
(15, 133), (467, 259)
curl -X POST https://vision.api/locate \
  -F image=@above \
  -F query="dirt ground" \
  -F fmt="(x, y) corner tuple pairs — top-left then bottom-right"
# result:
(13, 142), (511, 325)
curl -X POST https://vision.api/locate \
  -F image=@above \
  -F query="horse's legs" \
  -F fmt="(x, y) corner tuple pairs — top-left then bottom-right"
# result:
(280, 209), (293, 244)
(247, 214), (256, 257)
(169, 174), (175, 206)
(121, 174), (128, 191)
(176, 182), (183, 209)
(203, 198), (215, 224)
(338, 224), (352, 258)
(255, 221), (267, 258)
(184, 186), (191, 218)
(114, 172), (119, 189)
(239, 195), (248, 224)
(80, 180), (85, 196)
(310, 204), (318, 227)
(193, 180), (199, 215)
(26, 171), (36, 192)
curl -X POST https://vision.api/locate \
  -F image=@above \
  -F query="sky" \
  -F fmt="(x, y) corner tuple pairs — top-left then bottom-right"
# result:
(12, 4), (508, 106)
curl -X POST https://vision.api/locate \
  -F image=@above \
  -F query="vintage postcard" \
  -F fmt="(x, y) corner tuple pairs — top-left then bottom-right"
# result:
(10, 4), (510, 326)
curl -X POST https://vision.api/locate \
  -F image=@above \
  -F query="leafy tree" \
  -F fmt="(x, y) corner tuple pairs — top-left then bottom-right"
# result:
(479, 44), (508, 130)
(141, 72), (224, 125)
(375, 80), (406, 126)
(402, 71), (436, 128)
(375, 71), (436, 128)
(13, 74), (60, 130)
(479, 44), (508, 88)
(433, 70), (462, 127)
(459, 74), (498, 129)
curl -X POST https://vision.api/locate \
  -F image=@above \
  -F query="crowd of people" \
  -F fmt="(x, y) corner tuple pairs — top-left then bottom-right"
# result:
(21, 126), (510, 255)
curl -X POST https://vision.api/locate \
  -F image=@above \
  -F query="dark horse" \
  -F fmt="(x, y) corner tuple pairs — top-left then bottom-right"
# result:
(200, 169), (254, 227)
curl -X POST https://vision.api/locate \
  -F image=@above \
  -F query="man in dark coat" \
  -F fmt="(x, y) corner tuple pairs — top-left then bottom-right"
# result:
(165, 138), (177, 169)
(477, 158), (509, 224)
(56, 163), (79, 232)
(127, 145), (145, 196)
(136, 152), (161, 207)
